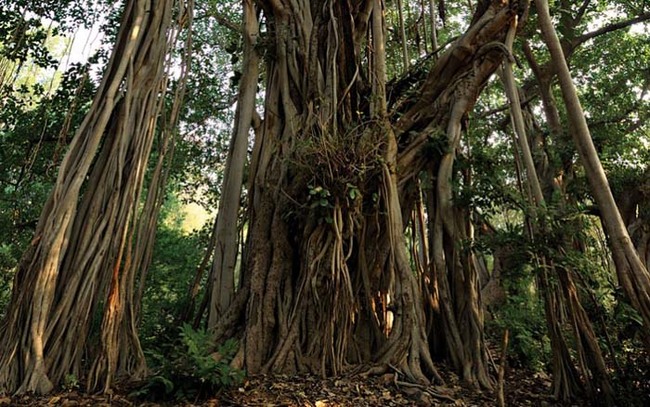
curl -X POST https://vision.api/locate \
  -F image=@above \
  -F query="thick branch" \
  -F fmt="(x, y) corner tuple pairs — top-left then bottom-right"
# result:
(574, 12), (650, 46)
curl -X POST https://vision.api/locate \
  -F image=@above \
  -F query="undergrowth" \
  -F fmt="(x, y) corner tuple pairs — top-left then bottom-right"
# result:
(132, 324), (245, 401)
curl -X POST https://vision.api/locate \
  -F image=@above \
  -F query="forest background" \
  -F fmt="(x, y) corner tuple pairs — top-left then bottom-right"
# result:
(0, 0), (649, 405)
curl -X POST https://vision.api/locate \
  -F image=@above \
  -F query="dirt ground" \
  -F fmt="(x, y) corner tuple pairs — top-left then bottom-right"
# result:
(0, 365), (584, 407)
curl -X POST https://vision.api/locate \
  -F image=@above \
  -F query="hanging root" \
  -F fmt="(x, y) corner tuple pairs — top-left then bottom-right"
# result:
(371, 163), (443, 385)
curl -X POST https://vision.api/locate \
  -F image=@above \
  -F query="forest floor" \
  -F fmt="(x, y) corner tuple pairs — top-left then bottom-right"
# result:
(0, 364), (585, 407)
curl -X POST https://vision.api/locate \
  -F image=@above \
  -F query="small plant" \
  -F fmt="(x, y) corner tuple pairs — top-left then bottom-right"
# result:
(307, 184), (335, 224)
(346, 183), (360, 201)
(63, 374), (79, 391)
(132, 324), (245, 401)
(308, 184), (332, 209)
(179, 324), (245, 388)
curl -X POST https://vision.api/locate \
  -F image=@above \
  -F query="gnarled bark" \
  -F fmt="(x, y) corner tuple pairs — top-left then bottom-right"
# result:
(210, 0), (525, 391)
(0, 0), (191, 394)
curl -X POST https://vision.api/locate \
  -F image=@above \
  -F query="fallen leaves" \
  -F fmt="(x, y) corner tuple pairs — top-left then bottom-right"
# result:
(2, 391), (135, 407)
(219, 373), (456, 406)
(0, 360), (597, 406)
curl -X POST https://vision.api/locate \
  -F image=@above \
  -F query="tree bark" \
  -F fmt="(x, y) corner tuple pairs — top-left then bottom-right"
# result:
(0, 0), (190, 394)
(207, 0), (260, 330)
(212, 0), (525, 390)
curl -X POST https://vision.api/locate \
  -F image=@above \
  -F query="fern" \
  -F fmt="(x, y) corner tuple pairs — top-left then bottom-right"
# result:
(132, 324), (245, 401)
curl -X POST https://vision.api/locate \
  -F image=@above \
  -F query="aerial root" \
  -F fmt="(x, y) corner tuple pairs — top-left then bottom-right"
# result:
(395, 380), (457, 404)
(359, 362), (455, 404)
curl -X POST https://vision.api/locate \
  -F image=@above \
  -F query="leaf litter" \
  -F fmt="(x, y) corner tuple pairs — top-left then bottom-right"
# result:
(0, 363), (592, 406)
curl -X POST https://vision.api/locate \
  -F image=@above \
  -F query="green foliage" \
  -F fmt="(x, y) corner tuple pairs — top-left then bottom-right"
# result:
(137, 185), (216, 404)
(139, 220), (207, 350)
(171, 0), (243, 210)
(483, 228), (551, 370)
(62, 374), (79, 391)
(132, 324), (245, 401)
(308, 184), (333, 209)
(491, 291), (550, 370)
(346, 182), (361, 201)
(180, 325), (244, 388)
(607, 285), (650, 404)
(612, 338), (650, 406)
(0, 9), (56, 68)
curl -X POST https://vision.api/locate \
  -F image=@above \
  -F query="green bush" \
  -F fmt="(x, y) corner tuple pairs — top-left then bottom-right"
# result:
(139, 223), (208, 350)
(132, 324), (245, 401)
(482, 227), (550, 370)
(489, 289), (550, 370)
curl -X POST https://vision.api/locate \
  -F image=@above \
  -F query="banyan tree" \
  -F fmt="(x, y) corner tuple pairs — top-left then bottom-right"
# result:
(204, 0), (650, 401)
(206, 0), (527, 389)
(0, 0), (193, 394)
(1, 0), (649, 404)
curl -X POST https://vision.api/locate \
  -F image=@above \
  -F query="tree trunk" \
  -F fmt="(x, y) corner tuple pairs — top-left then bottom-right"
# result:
(0, 0), (190, 394)
(207, 0), (260, 330)
(535, 0), (650, 346)
(500, 18), (613, 402)
(212, 0), (525, 389)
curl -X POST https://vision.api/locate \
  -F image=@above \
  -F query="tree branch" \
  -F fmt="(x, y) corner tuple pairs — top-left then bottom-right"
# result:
(475, 93), (537, 119)
(573, 0), (592, 25)
(587, 103), (643, 130)
(194, 10), (242, 34)
(575, 12), (650, 46)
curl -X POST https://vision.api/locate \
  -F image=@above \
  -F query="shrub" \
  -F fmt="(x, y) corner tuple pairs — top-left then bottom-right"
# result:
(132, 324), (245, 400)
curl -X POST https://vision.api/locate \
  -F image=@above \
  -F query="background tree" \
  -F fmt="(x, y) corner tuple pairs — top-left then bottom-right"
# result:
(0, 0), (192, 394)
